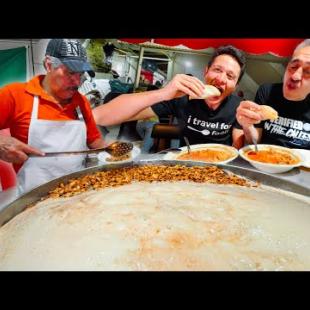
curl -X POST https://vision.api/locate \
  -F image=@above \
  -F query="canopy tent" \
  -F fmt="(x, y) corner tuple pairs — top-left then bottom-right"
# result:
(118, 38), (304, 57)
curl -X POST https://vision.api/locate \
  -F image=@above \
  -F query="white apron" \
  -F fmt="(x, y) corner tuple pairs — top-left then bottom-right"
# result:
(17, 96), (88, 194)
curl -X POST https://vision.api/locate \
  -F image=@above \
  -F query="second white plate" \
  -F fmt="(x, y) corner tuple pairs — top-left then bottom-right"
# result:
(163, 143), (239, 164)
(293, 149), (310, 168)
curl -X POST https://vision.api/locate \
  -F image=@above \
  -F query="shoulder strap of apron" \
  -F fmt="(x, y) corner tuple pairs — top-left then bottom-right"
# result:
(31, 95), (39, 119)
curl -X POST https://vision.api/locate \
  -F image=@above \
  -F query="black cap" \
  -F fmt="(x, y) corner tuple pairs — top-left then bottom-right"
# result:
(45, 39), (95, 78)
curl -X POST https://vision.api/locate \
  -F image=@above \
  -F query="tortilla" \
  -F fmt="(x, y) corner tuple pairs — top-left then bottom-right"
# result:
(260, 105), (278, 120)
(189, 85), (221, 100)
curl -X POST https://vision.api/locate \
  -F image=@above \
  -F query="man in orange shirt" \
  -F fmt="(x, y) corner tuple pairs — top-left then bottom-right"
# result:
(0, 39), (105, 193)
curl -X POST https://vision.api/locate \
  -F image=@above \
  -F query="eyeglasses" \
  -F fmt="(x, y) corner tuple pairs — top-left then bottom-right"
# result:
(49, 56), (92, 84)
(64, 68), (94, 86)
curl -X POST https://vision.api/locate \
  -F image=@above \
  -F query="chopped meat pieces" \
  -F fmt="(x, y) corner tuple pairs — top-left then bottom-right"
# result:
(47, 165), (252, 199)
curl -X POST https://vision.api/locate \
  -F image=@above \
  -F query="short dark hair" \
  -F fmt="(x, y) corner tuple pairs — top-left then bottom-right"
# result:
(208, 45), (246, 83)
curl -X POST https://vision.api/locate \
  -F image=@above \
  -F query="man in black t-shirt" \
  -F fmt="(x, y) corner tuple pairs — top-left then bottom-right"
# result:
(151, 93), (241, 146)
(93, 45), (246, 148)
(236, 39), (310, 150)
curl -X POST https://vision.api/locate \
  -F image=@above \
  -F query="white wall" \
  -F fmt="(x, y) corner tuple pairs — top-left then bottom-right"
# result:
(0, 39), (32, 50)
(172, 53), (210, 80)
(32, 39), (49, 76)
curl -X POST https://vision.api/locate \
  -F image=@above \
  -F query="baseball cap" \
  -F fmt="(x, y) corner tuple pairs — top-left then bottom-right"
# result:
(45, 39), (95, 78)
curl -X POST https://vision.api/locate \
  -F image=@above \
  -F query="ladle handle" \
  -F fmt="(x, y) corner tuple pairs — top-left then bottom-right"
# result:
(248, 125), (258, 152)
(29, 147), (109, 157)
(183, 136), (191, 154)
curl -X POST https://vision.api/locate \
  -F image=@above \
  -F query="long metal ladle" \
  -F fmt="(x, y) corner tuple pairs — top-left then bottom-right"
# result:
(30, 141), (134, 158)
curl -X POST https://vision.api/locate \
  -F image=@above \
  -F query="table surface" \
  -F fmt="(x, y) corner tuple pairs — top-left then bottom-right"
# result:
(1, 153), (309, 211)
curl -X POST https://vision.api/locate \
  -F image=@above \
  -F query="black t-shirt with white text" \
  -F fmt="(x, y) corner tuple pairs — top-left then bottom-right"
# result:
(255, 83), (310, 149)
(151, 94), (241, 146)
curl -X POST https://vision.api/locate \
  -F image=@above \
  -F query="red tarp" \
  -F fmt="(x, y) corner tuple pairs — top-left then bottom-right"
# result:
(119, 39), (304, 57)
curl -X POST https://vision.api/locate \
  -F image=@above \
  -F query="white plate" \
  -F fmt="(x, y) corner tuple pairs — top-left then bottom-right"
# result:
(98, 145), (141, 164)
(163, 143), (239, 164)
(239, 144), (302, 174)
(293, 149), (310, 168)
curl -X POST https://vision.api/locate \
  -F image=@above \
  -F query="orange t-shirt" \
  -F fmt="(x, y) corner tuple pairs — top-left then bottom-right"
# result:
(0, 75), (101, 172)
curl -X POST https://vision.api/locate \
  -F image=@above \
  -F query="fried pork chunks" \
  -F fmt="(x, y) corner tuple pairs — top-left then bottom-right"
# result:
(47, 165), (252, 199)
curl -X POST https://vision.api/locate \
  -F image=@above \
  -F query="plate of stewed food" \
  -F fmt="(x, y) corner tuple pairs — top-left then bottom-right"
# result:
(239, 144), (303, 173)
(163, 143), (239, 164)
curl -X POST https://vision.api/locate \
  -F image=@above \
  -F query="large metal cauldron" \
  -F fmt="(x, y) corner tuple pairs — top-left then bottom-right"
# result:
(0, 160), (309, 228)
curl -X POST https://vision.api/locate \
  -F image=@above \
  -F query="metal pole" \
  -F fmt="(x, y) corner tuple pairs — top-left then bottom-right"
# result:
(167, 57), (175, 81)
(30, 39), (35, 77)
(117, 54), (169, 62)
(134, 47), (144, 91)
